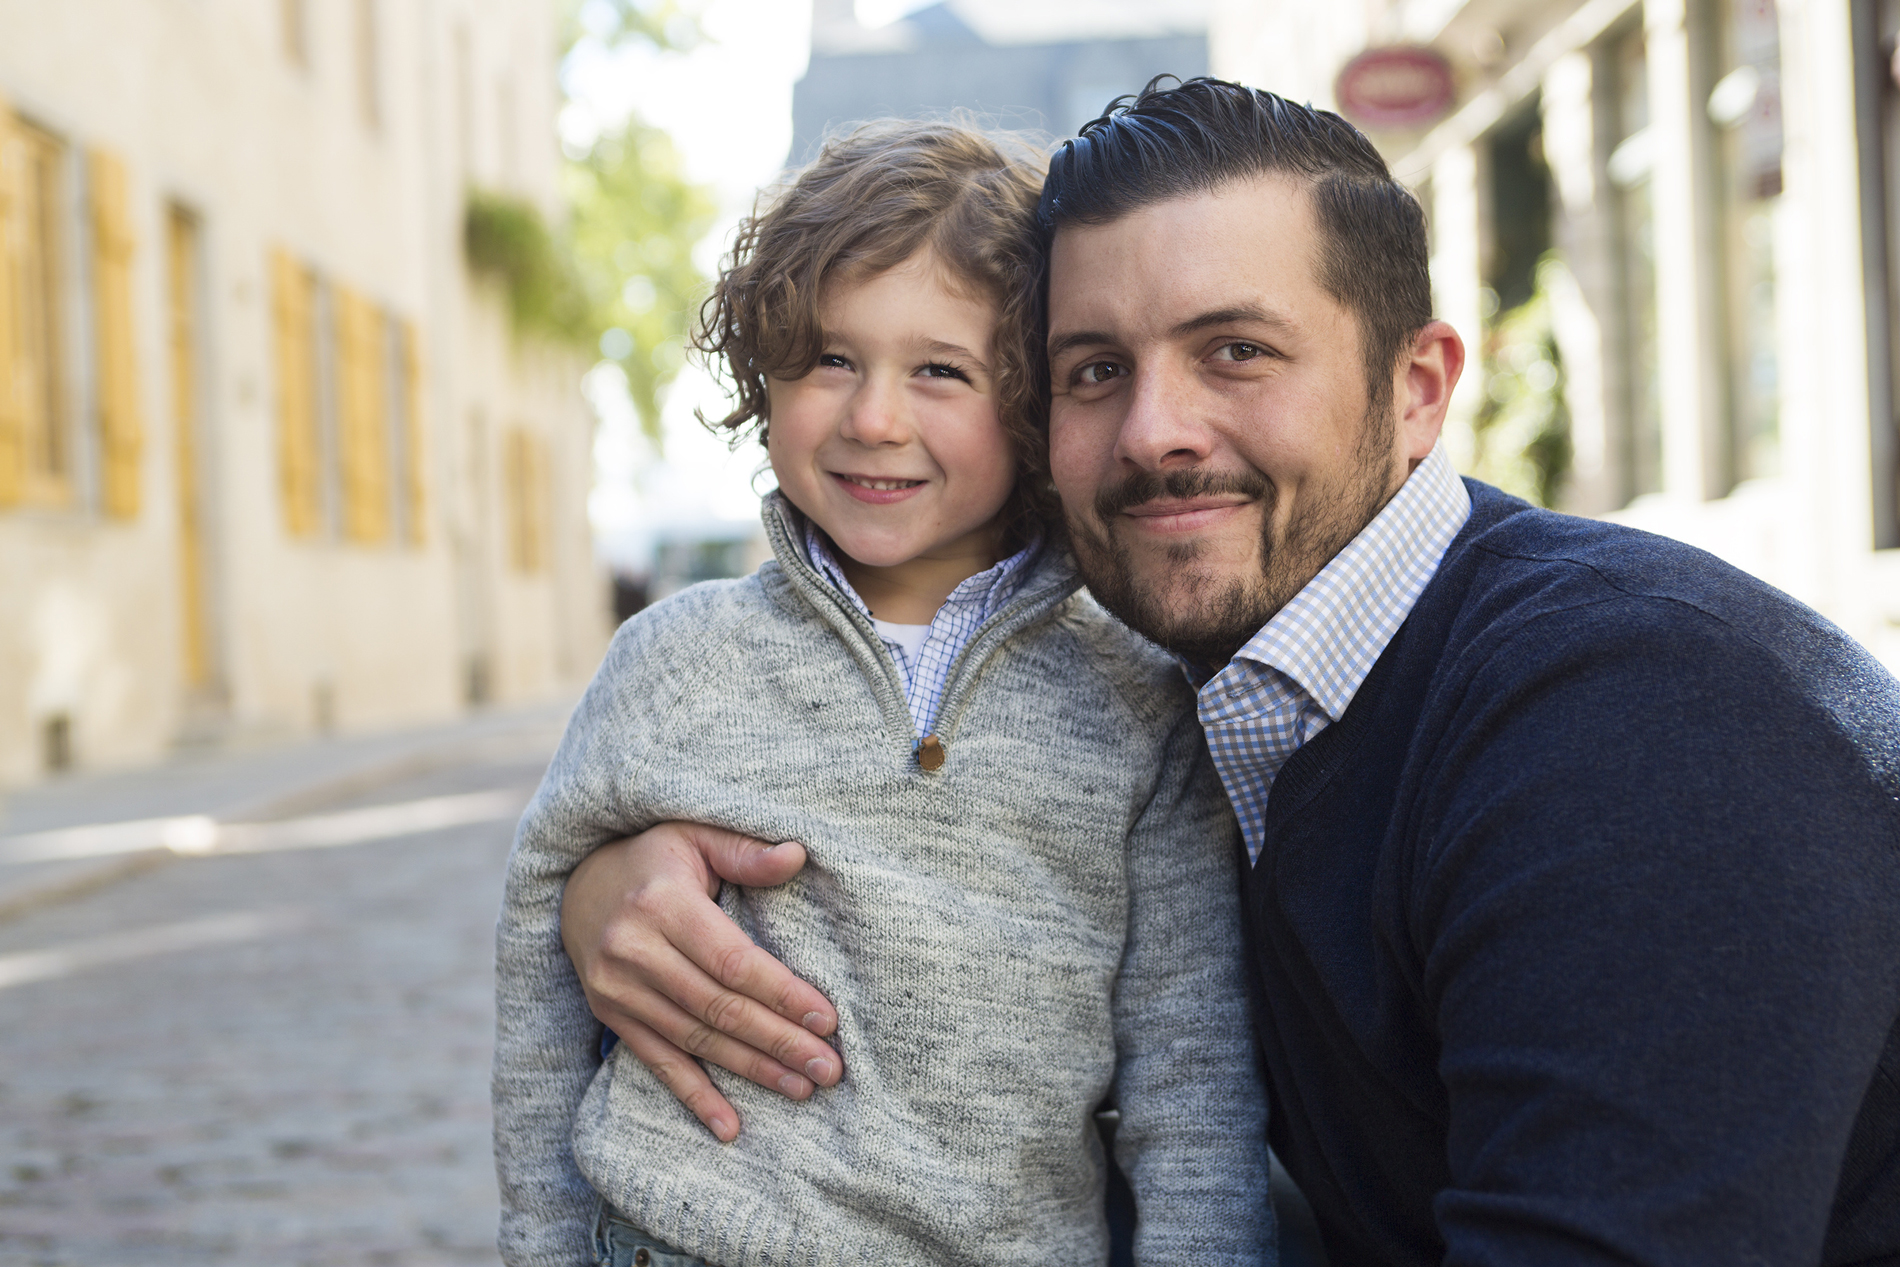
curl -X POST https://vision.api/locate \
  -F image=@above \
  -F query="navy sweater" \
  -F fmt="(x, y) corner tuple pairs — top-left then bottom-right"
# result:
(1245, 481), (1900, 1266)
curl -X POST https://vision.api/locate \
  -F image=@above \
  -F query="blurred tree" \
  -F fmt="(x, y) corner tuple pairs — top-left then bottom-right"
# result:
(566, 117), (716, 440)
(462, 0), (714, 439)
(1471, 255), (1573, 508)
(559, 0), (701, 55)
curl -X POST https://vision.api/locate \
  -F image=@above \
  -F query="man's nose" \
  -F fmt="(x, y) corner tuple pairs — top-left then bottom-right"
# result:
(1113, 361), (1215, 470)
(839, 376), (909, 446)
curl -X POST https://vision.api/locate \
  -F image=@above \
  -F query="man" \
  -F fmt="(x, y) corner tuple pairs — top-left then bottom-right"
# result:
(553, 80), (1900, 1263)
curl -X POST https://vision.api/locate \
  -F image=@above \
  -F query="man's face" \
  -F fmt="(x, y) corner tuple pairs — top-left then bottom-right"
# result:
(1046, 175), (1412, 667)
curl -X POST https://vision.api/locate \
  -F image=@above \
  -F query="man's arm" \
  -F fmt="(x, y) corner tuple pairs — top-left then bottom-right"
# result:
(1418, 602), (1900, 1264)
(559, 823), (842, 1141)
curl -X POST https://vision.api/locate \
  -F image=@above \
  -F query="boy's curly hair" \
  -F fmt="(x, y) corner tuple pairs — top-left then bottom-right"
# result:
(694, 118), (1057, 544)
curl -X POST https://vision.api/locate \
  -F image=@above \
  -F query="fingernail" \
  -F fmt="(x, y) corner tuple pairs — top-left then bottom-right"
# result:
(776, 1073), (807, 1096)
(804, 1057), (834, 1082)
(801, 1011), (827, 1033)
(711, 1117), (735, 1141)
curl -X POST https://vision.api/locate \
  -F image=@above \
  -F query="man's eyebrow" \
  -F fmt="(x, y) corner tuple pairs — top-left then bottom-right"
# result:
(1169, 304), (1299, 340)
(1046, 329), (1115, 361)
(1048, 306), (1301, 362)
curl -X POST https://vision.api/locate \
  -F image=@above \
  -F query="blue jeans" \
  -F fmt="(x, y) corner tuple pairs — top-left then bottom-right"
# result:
(593, 1201), (713, 1267)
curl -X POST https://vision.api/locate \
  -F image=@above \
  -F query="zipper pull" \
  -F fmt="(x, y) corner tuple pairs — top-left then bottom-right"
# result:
(917, 734), (946, 772)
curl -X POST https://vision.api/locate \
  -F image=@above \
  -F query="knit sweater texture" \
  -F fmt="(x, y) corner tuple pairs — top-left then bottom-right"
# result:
(493, 495), (1275, 1267)
(1245, 480), (1900, 1266)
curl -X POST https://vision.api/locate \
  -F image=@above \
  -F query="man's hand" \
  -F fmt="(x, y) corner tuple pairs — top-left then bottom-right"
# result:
(559, 823), (840, 1142)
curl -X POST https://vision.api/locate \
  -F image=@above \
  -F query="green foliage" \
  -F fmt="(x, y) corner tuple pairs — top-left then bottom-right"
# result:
(463, 190), (591, 345)
(560, 0), (701, 56)
(1472, 256), (1573, 508)
(461, 0), (715, 438)
(565, 119), (717, 437)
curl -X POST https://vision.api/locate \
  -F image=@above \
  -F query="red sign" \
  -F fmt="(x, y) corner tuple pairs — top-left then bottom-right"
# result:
(1335, 47), (1457, 129)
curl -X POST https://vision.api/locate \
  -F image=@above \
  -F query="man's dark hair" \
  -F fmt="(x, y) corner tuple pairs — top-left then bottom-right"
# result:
(1037, 76), (1433, 416)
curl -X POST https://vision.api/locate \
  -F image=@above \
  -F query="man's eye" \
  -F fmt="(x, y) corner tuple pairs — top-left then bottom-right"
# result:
(1077, 361), (1125, 385)
(1217, 342), (1266, 362)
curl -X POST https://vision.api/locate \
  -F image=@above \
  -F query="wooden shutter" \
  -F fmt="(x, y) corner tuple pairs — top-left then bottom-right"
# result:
(90, 148), (142, 519)
(503, 427), (525, 570)
(504, 427), (549, 574)
(0, 94), (23, 507)
(169, 208), (211, 687)
(397, 316), (424, 545)
(503, 426), (547, 574)
(335, 284), (389, 543)
(272, 248), (320, 536)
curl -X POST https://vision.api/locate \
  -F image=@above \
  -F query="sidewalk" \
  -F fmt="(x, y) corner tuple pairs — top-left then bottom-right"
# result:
(0, 702), (573, 921)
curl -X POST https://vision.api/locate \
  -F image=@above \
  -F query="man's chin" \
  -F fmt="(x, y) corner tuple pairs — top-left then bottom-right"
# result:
(1072, 534), (1275, 667)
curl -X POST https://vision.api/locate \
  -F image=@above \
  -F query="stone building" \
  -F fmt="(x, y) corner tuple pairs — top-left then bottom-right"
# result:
(1213, 0), (1900, 672)
(0, 0), (607, 788)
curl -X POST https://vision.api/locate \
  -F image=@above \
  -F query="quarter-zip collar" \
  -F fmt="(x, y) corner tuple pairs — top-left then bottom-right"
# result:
(760, 492), (1082, 762)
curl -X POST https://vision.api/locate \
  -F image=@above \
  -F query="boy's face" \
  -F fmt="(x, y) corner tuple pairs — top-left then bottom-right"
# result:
(767, 250), (1016, 576)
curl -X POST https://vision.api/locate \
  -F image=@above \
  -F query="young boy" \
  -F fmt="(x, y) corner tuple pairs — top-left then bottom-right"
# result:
(492, 120), (1275, 1267)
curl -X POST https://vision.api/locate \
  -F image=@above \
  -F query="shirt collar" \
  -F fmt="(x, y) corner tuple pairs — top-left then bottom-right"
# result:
(801, 518), (1039, 627)
(1218, 442), (1472, 721)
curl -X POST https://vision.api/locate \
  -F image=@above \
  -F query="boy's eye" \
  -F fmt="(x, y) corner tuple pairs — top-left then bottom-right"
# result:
(919, 362), (969, 382)
(818, 352), (853, 370)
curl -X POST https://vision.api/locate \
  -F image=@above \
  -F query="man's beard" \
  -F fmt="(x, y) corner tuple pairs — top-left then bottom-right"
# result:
(1066, 402), (1400, 669)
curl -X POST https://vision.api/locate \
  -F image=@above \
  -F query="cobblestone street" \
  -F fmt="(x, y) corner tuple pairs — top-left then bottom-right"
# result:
(0, 710), (567, 1266)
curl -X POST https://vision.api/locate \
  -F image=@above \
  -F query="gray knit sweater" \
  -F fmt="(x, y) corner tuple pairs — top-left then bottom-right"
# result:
(493, 495), (1274, 1266)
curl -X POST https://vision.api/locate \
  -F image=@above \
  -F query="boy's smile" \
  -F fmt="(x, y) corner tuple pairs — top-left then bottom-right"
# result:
(766, 249), (1017, 623)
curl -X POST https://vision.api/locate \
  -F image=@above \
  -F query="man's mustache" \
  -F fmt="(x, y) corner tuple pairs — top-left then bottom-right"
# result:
(1091, 467), (1271, 522)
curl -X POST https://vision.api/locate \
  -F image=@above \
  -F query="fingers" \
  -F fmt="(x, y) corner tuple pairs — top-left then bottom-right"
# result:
(694, 827), (810, 889)
(560, 822), (844, 1107)
(644, 895), (844, 1084)
(602, 975), (821, 1097)
(670, 826), (839, 1039)
(613, 1015), (742, 1143)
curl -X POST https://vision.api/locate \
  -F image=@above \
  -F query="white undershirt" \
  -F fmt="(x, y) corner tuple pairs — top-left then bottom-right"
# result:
(871, 618), (932, 669)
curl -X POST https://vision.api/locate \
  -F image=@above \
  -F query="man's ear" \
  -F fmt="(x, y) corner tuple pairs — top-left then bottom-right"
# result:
(1396, 320), (1464, 465)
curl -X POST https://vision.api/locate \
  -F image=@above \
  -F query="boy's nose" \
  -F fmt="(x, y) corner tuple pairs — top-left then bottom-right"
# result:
(839, 380), (909, 446)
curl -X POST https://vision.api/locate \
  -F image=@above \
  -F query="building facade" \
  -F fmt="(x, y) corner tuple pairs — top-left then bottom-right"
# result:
(796, 0), (1207, 159)
(0, 0), (606, 788)
(1213, 0), (1900, 672)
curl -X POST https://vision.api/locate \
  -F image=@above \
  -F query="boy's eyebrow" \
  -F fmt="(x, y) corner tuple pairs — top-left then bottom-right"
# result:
(920, 338), (989, 368)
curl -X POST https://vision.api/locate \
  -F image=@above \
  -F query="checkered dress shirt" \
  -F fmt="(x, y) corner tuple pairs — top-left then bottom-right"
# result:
(1198, 444), (1472, 866)
(805, 523), (1038, 741)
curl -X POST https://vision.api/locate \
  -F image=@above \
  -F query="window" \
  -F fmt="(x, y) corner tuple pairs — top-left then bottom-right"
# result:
(455, 26), (475, 178)
(357, 0), (381, 129)
(272, 248), (323, 536)
(282, 0), (309, 68)
(1604, 20), (1663, 501)
(387, 317), (423, 544)
(1856, 0), (1900, 546)
(335, 284), (391, 541)
(502, 427), (550, 574)
(1712, 0), (1784, 485)
(0, 111), (73, 508)
(275, 257), (422, 546)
